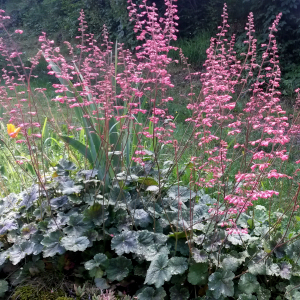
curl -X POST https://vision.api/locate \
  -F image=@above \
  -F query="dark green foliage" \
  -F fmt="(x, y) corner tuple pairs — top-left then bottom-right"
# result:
(0, 159), (300, 299)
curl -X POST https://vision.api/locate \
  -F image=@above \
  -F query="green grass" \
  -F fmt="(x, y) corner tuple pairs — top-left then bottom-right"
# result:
(169, 31), (211, 68)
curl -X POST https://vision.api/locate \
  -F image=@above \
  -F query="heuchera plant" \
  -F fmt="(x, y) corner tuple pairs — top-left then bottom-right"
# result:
(0, 0), (300, 299)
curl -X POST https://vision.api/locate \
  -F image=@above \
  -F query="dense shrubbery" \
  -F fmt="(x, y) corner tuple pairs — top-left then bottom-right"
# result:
(0, 0), (300, 299)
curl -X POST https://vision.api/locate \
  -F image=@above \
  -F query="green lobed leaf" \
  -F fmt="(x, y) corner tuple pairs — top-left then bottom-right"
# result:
(254, 205), (267, 223)
(238, 273), (259, 294)
(266, 262), (280, 276)
(168, 257), (188, 275)
(89, 267), (103, 278)
(0, 280), (8, 297)
(95, 278), (110, 290)
(63, 213), (92, 237)
(169, 286), (190, 300)
(84, 253), (107, 270)
(192, 248), (208, 263)
(248, 251), (267, 275)
(238, 294), (257, 300)
(61, 236), (90, 252)
(111, 230), (139, 255)
(221, 256), (241, 273)
(256, 285), (271, 300)
(143, 244), (170, 262)
(41, 230), (65, 257)
(137, 287), (166, 300)
(50, 195), (69, 209)
(0, 219), (18, 235)
(134, 209), (152, 228)
(187, 263), (208, 285)
(104, 256), (132, 281)
(208, 270), (234, 299)
(144, 254), (172, 288)
(9, 241), (34, 265)
(56, 159), (77, 176)
(279, 262), (292, 280)
(0, 251), (7, 267)
(60, 180), (83, 195)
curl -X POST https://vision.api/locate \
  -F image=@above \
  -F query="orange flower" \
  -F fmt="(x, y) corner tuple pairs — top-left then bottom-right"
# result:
(7, 124), (21, 138)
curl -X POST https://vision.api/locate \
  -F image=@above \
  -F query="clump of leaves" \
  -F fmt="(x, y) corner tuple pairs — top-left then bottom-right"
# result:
(0, 159), (299, 299)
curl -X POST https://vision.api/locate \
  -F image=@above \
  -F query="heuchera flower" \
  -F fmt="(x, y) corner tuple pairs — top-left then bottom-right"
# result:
(7, 124), (21, 138)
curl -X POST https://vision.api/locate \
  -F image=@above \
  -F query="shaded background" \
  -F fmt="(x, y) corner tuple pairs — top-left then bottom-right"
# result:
(0, 0), (299, 93)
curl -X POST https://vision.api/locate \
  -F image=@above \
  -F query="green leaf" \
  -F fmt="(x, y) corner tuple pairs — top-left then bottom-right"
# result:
(56, 159), (77, 176)
(104, 256), (132, 281)
(84, 253), (107, 270)
(279, 262), (292, 280)
(60, 136), (93, 166)
(138, 177), (158, 186)
(41, 231), (65, 257)
(145, 254), (172, 288)
(168, 257), (188, 275)
(9, 269), (28, 286)
(192, 248), (208, 263)
(134, 209), (152, 228)
(221, 255), (241, 272)
(84, 203), (107, 226)
(9, 241), (34, 265)
(0, 280), (8, 297)
(187, 263), (208, 285)
(61, 236), (90, 252)
(64, 214), (92, 237)
(254, 205), (267, 223)
(248, 252), (267, 275)
(168, 186), (196, 203)
(137, 230), (155, 248)
(137, 287), (166, 300)
(238, 294), (257, 300)
(266, 262), (280, 276)
(111, 231), (139, 255)
(60, 180), (83, 195)
(208, 270), (234, 299)
(144, 245), (170, 262)
(257, 285), (271, 300)
(50, 195), (69, 209)
(244, 217), (253, 229)
(95, 278), (110, 290)
(169, 286), (189, 300)
(89, 267), (103, 278)
(0, 219), (18, 235)
(238, 273), (259, 294)
(0, 251), (7, 267)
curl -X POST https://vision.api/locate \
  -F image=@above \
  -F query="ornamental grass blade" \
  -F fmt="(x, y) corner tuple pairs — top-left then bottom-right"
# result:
(60, 136), (93, 165)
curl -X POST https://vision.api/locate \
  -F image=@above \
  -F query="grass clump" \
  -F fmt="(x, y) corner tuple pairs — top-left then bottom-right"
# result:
(12, 285), (65, 300)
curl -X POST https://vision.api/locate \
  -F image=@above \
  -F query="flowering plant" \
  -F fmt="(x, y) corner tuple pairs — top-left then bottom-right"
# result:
(0, 0), (299, 298)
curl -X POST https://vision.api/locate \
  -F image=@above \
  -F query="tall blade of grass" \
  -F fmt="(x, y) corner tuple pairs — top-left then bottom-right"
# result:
(60, 135), (93, 165)
(41, 117), (50, 169)
(109, 41), (121, 169)
(41, 117), (49, 143)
